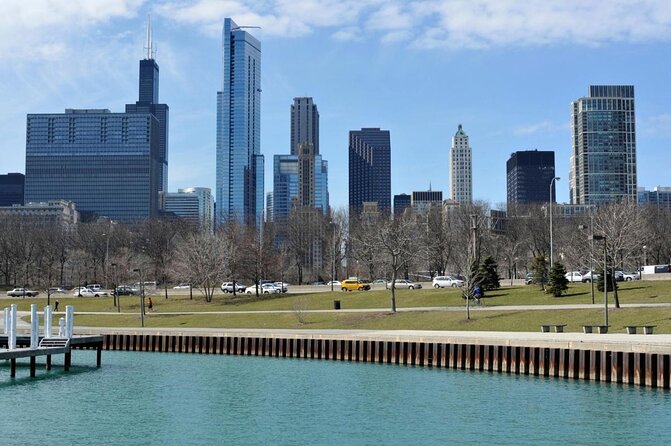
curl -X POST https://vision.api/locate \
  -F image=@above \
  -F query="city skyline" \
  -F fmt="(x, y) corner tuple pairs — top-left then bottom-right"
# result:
(1, 1), (671, 210)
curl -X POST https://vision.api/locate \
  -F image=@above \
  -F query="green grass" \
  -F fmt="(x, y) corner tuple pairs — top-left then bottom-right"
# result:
(5, 281), (671, 333)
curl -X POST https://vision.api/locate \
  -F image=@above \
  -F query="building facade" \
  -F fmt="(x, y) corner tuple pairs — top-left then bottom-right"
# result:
(160, 187), (214, 233)
(272, 153), (328, 223)
(393, 193), (411, 218)
(638, 187), (671, 211)
(0, 173), (24, 207)
(291, 97), (319, 155)
(216, 18), (263, 227)
(25, 109), (160, 222)
(0, 200), (79, 227)
(349, 128), (391, 214)
(125, 18), (169, 193)
(570, 85), (637, 205)
(411, 190), (443, 213)
(449, 124), (472, 204)
(506, 150), (556, 204)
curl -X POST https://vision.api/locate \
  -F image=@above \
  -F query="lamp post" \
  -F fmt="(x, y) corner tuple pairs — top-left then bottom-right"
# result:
(590, 234), (607, 327)
(133, 268), (145, 327)
(331, 221), (337, 292)
(549, 176), (560, 266)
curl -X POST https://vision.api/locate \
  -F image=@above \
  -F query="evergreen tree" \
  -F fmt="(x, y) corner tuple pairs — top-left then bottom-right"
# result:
(530, 256), (548, 290)
(478, 256), (500, 291)
(596, 267), (615, 292)
(547, 262), (569, 297)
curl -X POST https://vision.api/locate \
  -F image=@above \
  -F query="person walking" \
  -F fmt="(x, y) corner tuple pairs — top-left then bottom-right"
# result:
(147, 297), (153, 312)
(54, 300), (60, 312)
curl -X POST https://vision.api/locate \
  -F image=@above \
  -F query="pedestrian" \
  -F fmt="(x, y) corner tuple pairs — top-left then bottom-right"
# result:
(147, 297), (153, 312)
(54, 300), (60, 312)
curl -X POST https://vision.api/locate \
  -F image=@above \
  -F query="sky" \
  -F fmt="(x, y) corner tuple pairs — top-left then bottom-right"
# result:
(1, 0), (671, 210)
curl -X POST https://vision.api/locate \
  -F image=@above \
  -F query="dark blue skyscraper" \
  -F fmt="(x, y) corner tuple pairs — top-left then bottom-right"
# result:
(25, 109), (160, 221)
(507, 150), (556, 204)
(126, 18), (169, 193)
(0, 173), (24, 206)
(216, 18), (263, 227)
(349, 128), (391, 214)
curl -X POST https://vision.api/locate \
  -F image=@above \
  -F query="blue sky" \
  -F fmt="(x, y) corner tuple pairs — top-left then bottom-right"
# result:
(1, 0), (670, 209)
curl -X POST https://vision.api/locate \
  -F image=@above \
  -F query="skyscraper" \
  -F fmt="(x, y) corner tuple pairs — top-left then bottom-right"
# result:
(570, 85), (637, 205)
(125, 17), (169, 192)
(160, 187), (214, 233)
(291, 97), (319, 155)
(393, 193), (411, 218)
(348, 128), (391, 214)
(25, 109), (160, 221)
(507, 150), (556, 204)
(216, 18), (263, 227)
(0, 173), (24, 206)
(449, 124), (472, 204)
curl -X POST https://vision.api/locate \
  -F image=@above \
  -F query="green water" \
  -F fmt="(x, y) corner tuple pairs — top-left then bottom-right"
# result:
(0, 351), (669, 445)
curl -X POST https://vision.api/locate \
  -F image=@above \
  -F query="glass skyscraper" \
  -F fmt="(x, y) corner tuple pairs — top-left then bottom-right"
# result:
(570, 85), (637, 205)
(216, 18), (263, 227)
(25, 109), (160, 221)
(506, 150), (556, 204)
(273, 153), (328, 223)
(349, 128), (391, 214)
(0, 173), (24, 206)
(291, 97), (319, 155)
(125, 19), (169, 193)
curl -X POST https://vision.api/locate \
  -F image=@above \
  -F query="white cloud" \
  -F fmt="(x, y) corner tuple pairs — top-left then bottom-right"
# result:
(513, 120), (569, 136)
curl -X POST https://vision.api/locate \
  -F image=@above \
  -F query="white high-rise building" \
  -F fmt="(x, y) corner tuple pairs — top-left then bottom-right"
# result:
(160, 187), (214, 233)
(449, 124), (472, 204)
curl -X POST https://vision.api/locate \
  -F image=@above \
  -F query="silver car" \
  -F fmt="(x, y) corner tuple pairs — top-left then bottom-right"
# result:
(389, 279), (422, 289)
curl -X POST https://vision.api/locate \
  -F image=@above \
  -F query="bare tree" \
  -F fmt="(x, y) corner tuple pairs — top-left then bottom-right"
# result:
(172, 232), (230, 302)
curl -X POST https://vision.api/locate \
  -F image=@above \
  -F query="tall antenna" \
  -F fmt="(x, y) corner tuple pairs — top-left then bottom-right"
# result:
(144, 15), (153, 60)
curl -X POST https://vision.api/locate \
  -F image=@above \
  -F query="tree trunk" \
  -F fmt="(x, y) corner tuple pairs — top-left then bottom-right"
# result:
(390, 270), (397, 313)
(612, 274), (620, 308)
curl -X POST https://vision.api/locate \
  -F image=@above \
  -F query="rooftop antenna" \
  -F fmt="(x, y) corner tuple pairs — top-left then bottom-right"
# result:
(144, 15), (153, 60)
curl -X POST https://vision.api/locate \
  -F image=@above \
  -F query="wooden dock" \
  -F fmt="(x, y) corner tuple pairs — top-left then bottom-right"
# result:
(0, 335), (103, 378)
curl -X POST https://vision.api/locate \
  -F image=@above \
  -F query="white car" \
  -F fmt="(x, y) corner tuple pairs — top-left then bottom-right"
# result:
(388, 279), (422, 289)
(245, 283), (281, 294)
(432, 276), (464, 288)
(622, 272), (640, 281)
(173, 283), (192, 289)
(564, 271), (583, 283)
(327, 280), (341, 286)
(581, 271), (600, 283)
(74, 289), (107, 297)
(221, 282), (246, 293)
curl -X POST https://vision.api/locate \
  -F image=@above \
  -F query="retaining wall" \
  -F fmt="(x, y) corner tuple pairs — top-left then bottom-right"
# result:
(94, 333), (671, 389)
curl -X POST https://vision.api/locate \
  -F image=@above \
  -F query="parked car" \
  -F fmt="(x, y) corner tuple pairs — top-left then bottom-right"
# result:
(622, 271), (640, 281)
(48, 287), (66, 294)
(341, 279), (370, 292)
(115, 285), (139, 295)
(7, 288), (39, 297)
(74, 289), (107, 297)
(581, 271), (600, 283)
(372, 279), (387, 285)
(389, 279), (422, 290)
(432, 276), (464, 288)
(614, 271), (624, 282)
(245, 283), (280, 294)
(327, 280), (341, 286)
(87, 284), (103, 292)
(221, 282), (246, 293)
(173, 283), (192, 289)
(564, 271), (583, 283)
(274, 281), (289, 293)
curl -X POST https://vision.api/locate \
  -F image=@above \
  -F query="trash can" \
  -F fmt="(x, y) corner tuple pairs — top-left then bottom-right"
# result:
(334, 300), (341, 310)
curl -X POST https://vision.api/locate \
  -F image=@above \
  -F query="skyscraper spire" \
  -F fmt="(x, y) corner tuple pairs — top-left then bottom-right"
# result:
(145, 15), (153, 60)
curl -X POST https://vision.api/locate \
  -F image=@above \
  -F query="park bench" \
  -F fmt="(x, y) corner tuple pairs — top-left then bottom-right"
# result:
(582, 325), (609, 334)
(624, 325), (656, 335)
(540, 324), (566, 333)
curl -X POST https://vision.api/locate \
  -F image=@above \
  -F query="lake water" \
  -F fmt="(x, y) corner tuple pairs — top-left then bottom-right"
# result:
(1, 351), (670, 445)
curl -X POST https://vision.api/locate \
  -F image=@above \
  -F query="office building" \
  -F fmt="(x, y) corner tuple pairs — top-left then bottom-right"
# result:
(393, 193), (411, 218)
(160, 187), (214, 233)
(272, 153), (328, 223)
(266, 192), (274, 222)
(411, 190), (443, 213)
(0, 173), (24, 206)
(25, 109), (160, 221)
(125, 18), (169, 192)
(349, 128), (391, 214)
(216, 18), (263, 227)
(638, 187), (671, 211)
(570, 85), (637, 205)
(449, 124), (472, 204)
(291, 97), (319, 155)
(507, 150), (556, 204)
(0, 200), (79, 227)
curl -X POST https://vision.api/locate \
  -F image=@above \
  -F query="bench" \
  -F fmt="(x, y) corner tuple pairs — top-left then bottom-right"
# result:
(624, 325), (656, 335)
(583, 325), (609, 334)
(540, 324), (566, 333)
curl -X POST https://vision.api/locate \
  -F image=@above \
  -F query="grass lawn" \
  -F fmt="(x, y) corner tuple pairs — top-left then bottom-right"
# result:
(5, 280), (670, 333)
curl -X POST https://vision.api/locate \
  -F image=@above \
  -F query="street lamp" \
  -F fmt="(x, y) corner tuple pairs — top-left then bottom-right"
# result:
(331, 221), (337, 292)
(549, 176), (560, 266)
(589, 234), (608, 327)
